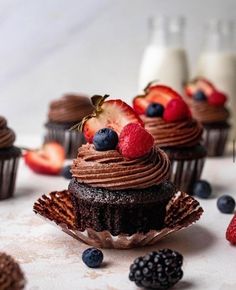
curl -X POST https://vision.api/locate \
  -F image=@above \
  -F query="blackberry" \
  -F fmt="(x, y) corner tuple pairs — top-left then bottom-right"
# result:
(129, 249), (183, 289)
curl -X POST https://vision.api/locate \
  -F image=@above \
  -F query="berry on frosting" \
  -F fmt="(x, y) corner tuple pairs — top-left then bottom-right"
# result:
(226, 214), (236, 245)
(193, 90), (207, 102)
(118, 123), (154, 159)
(133, 83), (181, 115)
(146, 103), (164, 117)
(163, 98), (191, 122)
(208, 91), (227, 106)
(93, 128), (118, 151)
(76, 95), (143, 143)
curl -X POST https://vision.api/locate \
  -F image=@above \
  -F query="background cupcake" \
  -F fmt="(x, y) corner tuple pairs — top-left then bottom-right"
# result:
(45, 94), (94, 159)
(133, 83), (207, 193)
(185, 78), (230, 156)
(0, 116), (21, 200)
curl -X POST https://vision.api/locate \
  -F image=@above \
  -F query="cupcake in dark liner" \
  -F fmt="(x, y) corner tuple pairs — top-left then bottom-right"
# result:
(185, 77), (230, 157)
(0, 116), (21, 200)
(133, 83), (207, 193)
(44, 94), (94, 159)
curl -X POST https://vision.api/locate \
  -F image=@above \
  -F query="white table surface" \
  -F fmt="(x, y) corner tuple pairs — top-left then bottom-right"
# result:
(1, 136), (236, 290)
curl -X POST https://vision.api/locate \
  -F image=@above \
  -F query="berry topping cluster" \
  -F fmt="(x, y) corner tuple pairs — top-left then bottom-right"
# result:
(185, 77), (227, 106)
(76, 95), (154, 159)
(133, 82), (191, 122)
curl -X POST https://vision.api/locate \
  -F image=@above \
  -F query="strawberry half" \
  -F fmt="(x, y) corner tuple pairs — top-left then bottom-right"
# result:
(78, 95), (144, 143)
(133, 83), (181, 115)
(24, 142), (65, 175)
(185, 77), (215, 98)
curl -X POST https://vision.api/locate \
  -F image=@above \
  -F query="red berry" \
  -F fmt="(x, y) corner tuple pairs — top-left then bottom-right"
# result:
(226, 214), (236, 245)
(118, 123), (154, 159)
(208, 91), (227, 106)
(163, 99), (191, 122)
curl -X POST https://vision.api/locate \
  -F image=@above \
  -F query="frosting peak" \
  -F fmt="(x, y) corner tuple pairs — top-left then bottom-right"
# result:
(142, 116), (203, 148)
(71, 144), (170, 190)
(48, 94), (94, 123)
(0, 116), (16, 148)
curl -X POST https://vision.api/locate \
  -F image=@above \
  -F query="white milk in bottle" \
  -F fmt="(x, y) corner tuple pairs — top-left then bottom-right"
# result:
(196, 19), (236, 139)
(139, 16), (189, 94)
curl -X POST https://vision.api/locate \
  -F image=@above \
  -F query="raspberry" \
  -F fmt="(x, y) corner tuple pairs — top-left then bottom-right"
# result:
(163, 98), (191, 122)
(208, 91), (227, 106)
(226, 214), (236, 245)
(118, 123), (154, 159)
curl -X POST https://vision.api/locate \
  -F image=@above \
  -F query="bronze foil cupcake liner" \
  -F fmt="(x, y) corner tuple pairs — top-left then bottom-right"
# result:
(170, 158), (205, 194)
(45, 126), (86, 159)
(0, 156), (20, 200)
(33, 190), (203, 249)
(202, 126), (230, 157)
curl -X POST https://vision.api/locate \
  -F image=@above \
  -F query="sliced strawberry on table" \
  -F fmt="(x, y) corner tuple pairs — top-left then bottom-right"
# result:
(226, 214), (236, 245)
(80, 95), (144, 143)
(24, 142), (65, 175)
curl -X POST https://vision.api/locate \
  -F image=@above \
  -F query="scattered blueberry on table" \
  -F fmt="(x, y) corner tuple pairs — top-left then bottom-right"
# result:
(217, 195), (235, 214)
(129, 249), (183, 289)
(61, 165), (72, 179)
(192, 180), (212, 199)
(82, 248), (104, 268)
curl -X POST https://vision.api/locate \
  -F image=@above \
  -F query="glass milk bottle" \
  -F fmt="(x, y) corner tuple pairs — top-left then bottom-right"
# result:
(138, 16), (189, 94)
(196, 19), (236, 139)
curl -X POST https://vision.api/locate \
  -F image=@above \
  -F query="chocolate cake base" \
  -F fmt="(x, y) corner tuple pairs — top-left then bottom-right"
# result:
(45, 121), (86, 159)
(162, 144), (207, 194)
(202, 121), (230, 157)
(69, 178), (176, 236)
(0, 146), (21, 200)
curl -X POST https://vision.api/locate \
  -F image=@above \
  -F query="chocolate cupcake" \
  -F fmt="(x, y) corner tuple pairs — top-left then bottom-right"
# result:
(185, 78), (230, 156)
(133, 83), (207, 193)
(68, 95), (177, 236)
(45, 94), (94, 158)
(0, 116), (21, 200)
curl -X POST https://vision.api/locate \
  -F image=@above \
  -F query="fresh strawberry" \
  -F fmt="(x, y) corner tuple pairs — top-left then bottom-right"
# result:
(208, 91), (227, 106)
(226, 214), (236, 245)
(184, 83), (198, 97)
(133, 85), (181, 115)
(118, 123), (154, 159)
(24, 142), (65, 175)
(82, 96), (144, 143)
(185, 78), (215, 98)
(163, 98), (191, 122)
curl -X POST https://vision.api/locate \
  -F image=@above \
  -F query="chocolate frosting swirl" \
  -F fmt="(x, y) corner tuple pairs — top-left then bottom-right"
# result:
(71, 144), (170, 190)
(185, 99), (230, 124)
(142, 116), (203, 148)
(48, 94), (94, 123)
(0, 116), (15, 148)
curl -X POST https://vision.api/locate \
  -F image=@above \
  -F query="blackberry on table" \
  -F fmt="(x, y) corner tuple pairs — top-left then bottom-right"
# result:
(129, 249), (183, 289)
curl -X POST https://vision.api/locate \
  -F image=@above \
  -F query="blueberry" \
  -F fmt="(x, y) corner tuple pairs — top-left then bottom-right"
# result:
(82, 248), (103, 268)
(193, 90), (207, 101)
(192, 180), (212, 199)
(146, 103), (164, 117)
(93, 128), (118, 151)
(61, 165), (72, 179)
(217, 195), (235, 214)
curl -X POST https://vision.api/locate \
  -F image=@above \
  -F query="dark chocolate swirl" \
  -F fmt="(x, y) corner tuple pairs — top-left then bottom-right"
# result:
(0, 116), (15, 148)
(71, 144), (170, 190)
(48, 94), (94, 123)
(142, 116), (203, 148)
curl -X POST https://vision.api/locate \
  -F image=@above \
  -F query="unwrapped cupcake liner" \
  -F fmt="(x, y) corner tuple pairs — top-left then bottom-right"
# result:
(45, 127), (86, 159)
(170, 158), (205, 194)
(33, 190), (203, 249)
(0, 156), (20, 200)
(202, 126), (229, 157)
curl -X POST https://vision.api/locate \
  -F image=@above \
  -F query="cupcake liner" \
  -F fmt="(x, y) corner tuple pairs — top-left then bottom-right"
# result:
(45, 127), (86, 159)
(0, 156), (20, 200)
(202, 126), (229, 157)
(33, 190), (203, 249)
(170, 158), (205, 194)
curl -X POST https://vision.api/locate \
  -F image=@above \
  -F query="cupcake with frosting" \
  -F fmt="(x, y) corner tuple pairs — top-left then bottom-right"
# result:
(0, 116), (21, 200)
(185, 78), (230, 156)
(69, 95), (177, 235)
(45, 94), (94, 158)
(133, 83), (207, 193)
